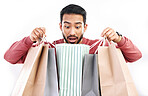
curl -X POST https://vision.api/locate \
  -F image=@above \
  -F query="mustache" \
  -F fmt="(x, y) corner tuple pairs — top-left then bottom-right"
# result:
(62, 33), (83, 44)
(67, 35), (78, 39)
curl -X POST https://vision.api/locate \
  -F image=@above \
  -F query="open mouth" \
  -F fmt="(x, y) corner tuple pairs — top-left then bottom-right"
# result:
(68, 36), (78, 43)
(63, 34), (83, 44)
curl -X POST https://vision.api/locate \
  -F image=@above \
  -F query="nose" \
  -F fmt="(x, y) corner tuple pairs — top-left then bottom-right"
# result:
(69, 27), (75, 35)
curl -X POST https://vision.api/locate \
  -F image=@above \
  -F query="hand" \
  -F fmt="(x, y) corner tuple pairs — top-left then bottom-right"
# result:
(30, 27), (46, 42)
(101, 27), (121, 43)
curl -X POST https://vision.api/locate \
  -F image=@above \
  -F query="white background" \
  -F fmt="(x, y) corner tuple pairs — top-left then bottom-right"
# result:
(0, 0), (148, 95)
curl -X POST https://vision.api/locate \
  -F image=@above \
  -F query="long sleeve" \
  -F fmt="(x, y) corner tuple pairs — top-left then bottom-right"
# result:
(4, 36), (33, 64)
(117, 36), (142, 62)
(82, 37), (142, 63)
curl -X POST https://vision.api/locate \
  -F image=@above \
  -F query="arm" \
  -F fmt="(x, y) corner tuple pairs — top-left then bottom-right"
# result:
(101, 27), (142, 63)
(4, 36), (33, 64)
(4, 27), (46, 64)
(117, 36), (142, 62)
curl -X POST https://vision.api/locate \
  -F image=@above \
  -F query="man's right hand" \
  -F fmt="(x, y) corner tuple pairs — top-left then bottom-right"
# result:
(29, 27), (46, 42)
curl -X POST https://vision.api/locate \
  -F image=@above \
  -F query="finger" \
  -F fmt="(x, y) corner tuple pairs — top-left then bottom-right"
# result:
(36, 28), (45, 37)
(37, 27), (46, 35)
(32, 32), (39, 40)
(111, 35), (116, 41)
(32, 35), (37, 41)
(101, 27), (110, 37)
(108, 34), (116, 41)
(33, 30), (42, 42)
(34, 29), (41, 38)
(105, 30), (112, 37)
(107, 32), (115, 40)
(30, 34), (37, 42)
(40, 27), (46, 34)
(104, 28), (116, 39)
(30, 33), (36, 42)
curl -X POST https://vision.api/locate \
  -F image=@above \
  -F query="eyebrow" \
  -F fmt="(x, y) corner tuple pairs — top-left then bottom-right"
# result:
(63, 21), (82, 24)
(75, 22), (82, 24)
(63, 21), (71, 24)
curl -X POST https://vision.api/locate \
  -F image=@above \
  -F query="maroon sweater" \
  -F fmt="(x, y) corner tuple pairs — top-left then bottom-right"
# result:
(4, 36), (142, 64)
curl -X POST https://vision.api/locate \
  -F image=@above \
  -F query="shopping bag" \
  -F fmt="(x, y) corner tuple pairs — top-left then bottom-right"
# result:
(11, 44), (49, 96)
(44, 48), (59, 96)
(82, 54), (101, 96)
(98, 43), (138, 96)
(56, 44), (90, 96)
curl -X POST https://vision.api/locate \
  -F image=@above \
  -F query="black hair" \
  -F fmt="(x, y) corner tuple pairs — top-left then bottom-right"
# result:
(60, 4), (87, 24)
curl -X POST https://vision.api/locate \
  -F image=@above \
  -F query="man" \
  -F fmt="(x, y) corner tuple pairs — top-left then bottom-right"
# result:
(4, 4), (142, 64)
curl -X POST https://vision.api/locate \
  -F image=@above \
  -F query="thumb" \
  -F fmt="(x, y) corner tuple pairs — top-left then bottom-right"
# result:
(40, 27), (46, 34)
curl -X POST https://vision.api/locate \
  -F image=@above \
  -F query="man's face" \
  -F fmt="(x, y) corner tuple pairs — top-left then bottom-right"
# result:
(60, 14), (87, 44)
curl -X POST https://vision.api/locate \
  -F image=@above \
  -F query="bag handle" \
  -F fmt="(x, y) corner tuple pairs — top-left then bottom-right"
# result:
(91, 37), (110, 54)
(102, 36), (111, 46)
(90, 39), (102, 49)
(37, 35), (55, 48)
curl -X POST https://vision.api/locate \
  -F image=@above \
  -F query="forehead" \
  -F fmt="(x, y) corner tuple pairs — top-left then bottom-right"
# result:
(62, 14), (83, 24)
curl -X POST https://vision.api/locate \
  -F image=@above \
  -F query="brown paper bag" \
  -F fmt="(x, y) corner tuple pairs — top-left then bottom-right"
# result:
(98, 43), (138, 96)
(11, 44), (48, 96)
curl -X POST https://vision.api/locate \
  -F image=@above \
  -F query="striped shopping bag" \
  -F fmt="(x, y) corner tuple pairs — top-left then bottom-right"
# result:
(56, 44), (90, 96)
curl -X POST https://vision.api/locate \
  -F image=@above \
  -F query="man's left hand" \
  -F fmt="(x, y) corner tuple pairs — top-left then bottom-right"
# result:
(101, 27), (121, 43)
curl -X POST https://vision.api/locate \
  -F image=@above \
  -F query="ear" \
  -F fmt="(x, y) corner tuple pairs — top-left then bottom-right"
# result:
(84, 24), (88, 33)
(59, 22), (62, 31)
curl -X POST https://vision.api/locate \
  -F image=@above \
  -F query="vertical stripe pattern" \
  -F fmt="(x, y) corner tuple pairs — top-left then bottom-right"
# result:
(56, 44), (89, 96)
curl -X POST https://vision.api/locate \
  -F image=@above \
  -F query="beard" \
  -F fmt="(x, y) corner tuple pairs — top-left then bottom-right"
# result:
(62, 33), (83, 44)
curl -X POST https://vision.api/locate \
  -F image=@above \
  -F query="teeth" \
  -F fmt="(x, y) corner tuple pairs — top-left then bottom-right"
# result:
(70, 38), (76, 40)
(69, 38), (76, 40)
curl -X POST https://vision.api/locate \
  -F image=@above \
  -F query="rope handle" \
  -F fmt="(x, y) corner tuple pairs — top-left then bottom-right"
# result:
(90, 37), (110, 54)
(37, 35), (55, 48)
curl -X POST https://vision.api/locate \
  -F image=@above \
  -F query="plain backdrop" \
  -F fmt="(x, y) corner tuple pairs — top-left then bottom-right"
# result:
(0, 0), (148, 95)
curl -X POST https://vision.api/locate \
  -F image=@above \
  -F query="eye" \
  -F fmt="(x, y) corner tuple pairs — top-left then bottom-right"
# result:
(76, 26), (81, 29)
(65, 25), (70, 29)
